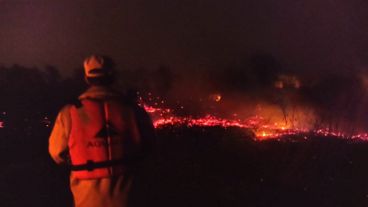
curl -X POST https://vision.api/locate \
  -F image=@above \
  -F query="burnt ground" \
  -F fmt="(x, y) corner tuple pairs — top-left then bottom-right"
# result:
(1, 126), (368, 207)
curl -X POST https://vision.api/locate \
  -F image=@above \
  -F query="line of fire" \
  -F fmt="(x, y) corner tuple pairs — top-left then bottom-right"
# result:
(136, 73), (368, 141)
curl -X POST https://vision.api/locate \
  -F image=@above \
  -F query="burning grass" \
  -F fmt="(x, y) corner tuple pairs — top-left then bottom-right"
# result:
(140, 92), (368, 141)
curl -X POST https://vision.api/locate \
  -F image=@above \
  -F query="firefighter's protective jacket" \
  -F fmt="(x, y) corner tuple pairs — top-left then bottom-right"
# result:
(49, 86), (155, 207)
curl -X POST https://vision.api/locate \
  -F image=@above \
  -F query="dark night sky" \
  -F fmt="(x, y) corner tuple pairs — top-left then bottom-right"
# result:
(1, 0), (368, 75)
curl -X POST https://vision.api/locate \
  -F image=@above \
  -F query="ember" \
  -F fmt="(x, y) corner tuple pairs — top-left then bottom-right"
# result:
(139, 93), (368, 141)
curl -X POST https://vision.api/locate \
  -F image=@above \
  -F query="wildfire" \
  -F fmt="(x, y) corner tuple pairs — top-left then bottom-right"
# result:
(141, 101), (300, 140)
(139, 92), (368, 141)
(1, 91), (366, 142)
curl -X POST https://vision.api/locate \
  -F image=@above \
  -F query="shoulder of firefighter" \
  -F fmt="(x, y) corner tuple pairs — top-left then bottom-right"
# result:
(48, 86), (155, 179)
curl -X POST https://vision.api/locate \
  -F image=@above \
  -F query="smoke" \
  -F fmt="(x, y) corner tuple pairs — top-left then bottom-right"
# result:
(113, 53), (368, 134)
(2, 55), (367, 137)
(303, 70), (368, 133)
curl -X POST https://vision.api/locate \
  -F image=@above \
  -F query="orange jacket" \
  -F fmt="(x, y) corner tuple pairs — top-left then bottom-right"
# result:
(49, 86), (155, 207)
(69, 98), (143, 179)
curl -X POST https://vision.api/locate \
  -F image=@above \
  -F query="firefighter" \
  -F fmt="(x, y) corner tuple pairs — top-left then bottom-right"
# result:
(49, 55), (155, 207)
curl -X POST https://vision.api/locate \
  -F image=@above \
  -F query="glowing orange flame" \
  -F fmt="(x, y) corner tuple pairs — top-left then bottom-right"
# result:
(209, 93), (222, 102)
(141, 97), (368, 141)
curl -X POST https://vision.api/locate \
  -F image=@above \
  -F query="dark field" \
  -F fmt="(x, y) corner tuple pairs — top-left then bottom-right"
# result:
(1, 126), (368, 207)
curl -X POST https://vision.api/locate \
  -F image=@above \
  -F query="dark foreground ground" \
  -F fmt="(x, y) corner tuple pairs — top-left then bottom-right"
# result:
(1, 126), (368, 207)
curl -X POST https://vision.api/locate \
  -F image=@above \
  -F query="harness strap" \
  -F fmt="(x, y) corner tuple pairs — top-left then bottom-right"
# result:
(70, 159), (125, 171)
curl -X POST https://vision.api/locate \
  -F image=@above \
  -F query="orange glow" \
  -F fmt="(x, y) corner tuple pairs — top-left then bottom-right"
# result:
(141, 102), (310, 140)
(274, 81), (284, 89)
(209, 93), (222, 102)
(275, 74), (301, 89)
(140, 94), (368, 141)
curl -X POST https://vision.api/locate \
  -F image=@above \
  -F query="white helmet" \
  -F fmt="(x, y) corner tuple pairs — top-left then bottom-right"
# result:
(83, 55), (113, 78)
